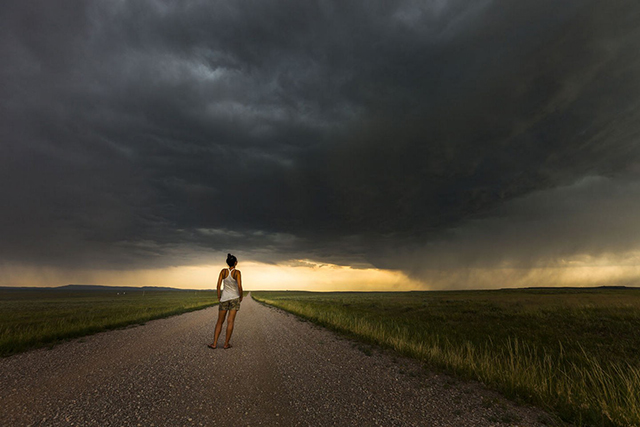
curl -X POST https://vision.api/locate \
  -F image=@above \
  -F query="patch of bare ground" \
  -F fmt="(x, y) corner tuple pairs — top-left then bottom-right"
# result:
(0, 295), (557, 426)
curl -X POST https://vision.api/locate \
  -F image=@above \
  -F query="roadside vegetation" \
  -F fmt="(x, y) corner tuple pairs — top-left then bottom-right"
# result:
(0, 289), (219, 356)
(252, 288), (640, 427)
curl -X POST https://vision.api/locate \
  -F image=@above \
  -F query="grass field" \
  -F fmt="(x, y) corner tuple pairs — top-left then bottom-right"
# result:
(0, 289), (220, 357)
(252, 288), (640, 427)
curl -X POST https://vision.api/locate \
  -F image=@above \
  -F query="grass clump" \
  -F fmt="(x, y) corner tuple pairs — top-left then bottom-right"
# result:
(0, 289), (219, 356)
(252, 288), (640, 427)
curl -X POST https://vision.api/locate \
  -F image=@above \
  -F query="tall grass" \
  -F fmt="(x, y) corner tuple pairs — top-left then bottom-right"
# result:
(0, 290), (219, 356)
(252, 290), (640, 427)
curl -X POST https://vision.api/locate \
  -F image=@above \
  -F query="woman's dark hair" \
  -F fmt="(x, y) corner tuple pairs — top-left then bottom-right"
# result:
(226, 253), (238, 267)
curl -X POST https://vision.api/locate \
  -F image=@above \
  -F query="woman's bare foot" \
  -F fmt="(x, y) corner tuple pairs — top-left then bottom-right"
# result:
(208, 343), (217, 349)
(223, 343), (232, 349)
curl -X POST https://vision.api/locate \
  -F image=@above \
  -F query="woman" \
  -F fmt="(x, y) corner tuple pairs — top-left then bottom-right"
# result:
(208, 253), (243, 349)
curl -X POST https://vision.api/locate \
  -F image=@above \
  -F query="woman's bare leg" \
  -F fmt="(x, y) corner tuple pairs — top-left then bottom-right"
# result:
(223, 310), (238, 348)
(212, 310), (227, 348)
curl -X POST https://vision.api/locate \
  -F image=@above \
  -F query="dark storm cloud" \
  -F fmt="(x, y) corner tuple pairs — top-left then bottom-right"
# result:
(3, 0), (640, 282)
(375, 174), (640, 287)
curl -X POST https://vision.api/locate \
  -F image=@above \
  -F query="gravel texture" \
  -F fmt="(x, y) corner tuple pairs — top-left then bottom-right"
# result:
(0, 294), (555, 426)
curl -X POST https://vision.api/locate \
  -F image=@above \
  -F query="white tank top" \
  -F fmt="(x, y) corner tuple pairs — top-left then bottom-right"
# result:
(220, 268), (240, 302)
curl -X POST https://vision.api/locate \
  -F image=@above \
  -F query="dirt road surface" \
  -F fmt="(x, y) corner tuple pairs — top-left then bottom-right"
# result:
(0, 294), (551, 426)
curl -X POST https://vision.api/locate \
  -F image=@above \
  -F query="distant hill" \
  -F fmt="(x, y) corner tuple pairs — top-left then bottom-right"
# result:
(0, 284), (213, 292)
(518, 285), (633, 291)
(59, 284), (187, 292)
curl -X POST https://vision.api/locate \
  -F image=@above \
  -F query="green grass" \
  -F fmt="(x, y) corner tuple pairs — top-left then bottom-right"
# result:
(252, 288), (640, 427)
(0, 289), (220, 356)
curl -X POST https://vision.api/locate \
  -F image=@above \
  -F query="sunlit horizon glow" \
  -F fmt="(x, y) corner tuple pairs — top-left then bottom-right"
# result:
(2, 253), (640, 291)
(0, 260), (422, 291)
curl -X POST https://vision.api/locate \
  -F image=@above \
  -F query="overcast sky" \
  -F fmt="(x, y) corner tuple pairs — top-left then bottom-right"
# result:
(2, 0), (640, 289)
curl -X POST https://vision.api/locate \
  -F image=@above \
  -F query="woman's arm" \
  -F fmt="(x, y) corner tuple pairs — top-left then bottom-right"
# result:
(236, 270), (243, 301)
(216, 269), (225, 301)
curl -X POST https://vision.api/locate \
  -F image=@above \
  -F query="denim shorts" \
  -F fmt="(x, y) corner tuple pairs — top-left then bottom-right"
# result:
(219, 298), (241, 311)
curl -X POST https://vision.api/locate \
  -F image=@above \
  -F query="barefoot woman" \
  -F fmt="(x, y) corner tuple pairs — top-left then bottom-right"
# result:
(209, 254), (243, 349)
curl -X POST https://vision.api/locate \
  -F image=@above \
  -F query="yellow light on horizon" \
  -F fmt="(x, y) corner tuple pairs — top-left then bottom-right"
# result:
(3, 252), (640, 290)
(0, 260), (422, 291)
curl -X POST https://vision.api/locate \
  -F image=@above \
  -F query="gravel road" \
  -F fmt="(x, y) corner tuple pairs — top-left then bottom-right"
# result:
(0, 294), (554, 426)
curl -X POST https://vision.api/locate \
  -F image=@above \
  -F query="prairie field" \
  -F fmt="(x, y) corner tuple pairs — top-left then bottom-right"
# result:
(252, 288), (640, 427)
(0, 289), (219, 357)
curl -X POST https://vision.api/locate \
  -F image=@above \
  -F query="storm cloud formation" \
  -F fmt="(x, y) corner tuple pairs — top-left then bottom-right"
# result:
(2, 1), (640, 287)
